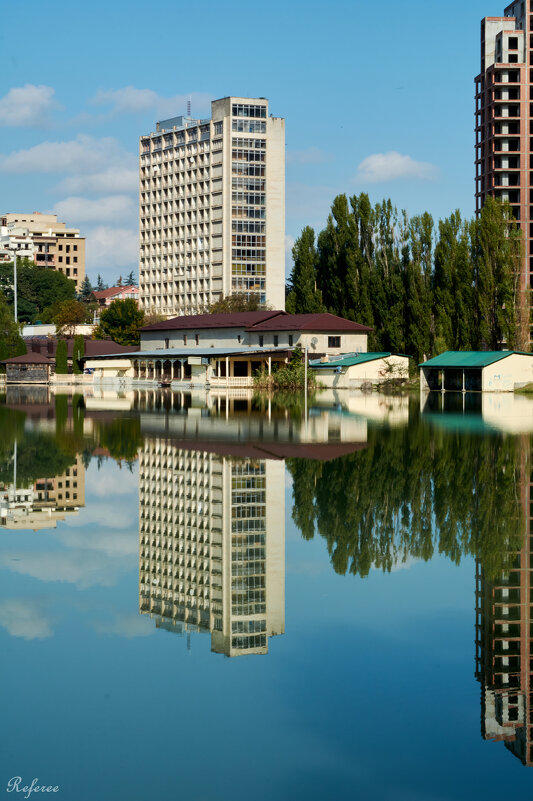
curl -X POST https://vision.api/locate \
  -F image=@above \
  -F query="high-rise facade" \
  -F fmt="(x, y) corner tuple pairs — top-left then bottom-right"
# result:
(139, 96), (285, 317)
(476, 2), (532, 295)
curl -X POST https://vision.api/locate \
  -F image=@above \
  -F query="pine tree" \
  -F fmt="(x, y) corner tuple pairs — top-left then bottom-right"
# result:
(96, 274), (106, 291)
(125, 271), (136, 286)
(79, 276), (94, 302)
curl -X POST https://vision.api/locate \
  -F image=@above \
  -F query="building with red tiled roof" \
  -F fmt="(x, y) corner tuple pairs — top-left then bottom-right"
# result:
(140, 310), (371, 357)
(93, 285), (139, 307)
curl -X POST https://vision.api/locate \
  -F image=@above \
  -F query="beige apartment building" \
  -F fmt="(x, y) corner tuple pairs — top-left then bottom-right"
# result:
(0, 212), (86, 290)
(139, 441), (285, 657)
(139, 96), (285, 317)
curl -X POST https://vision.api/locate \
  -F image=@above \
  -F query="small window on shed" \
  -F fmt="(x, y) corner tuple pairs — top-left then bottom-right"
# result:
(195, 334), (199, 345)
(273, 335), (279, 347)
(164, 338), (169, 349)
(183, 334), (187, 345)
(288, 335), (293, 347)
(259, 335), (264, 347)
(328, 336), (341, 348)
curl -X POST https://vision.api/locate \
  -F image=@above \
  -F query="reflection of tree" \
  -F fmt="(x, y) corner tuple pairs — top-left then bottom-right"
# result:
(287, 414), (524, 579)
(96, 418), (143, 464)
(0, 428), (75, 487)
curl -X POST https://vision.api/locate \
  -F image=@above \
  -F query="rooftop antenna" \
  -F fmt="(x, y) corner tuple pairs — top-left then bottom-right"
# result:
(187, 96), (191, 117)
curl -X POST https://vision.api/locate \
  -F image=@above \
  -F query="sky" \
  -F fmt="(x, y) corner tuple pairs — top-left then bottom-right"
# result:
(0, 0), (496, 286)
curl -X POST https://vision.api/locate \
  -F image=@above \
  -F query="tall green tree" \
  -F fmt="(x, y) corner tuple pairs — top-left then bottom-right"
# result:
(55, 339), (68, 374)
(72, 335), (85, 374)
(0, 291), (25, 362)
(471, 197), (525, 350)
(93, 298), (144, 346)
(286, 227), (324, 314)
(125, 271), (137, 286)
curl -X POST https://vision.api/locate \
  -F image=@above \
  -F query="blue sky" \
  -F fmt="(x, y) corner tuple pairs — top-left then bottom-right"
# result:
(0, 0), (494, 285)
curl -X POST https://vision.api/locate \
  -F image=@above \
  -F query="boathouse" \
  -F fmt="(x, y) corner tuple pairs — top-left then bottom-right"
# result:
(310, 352), (411, 388)
(419, 351), (533, 392)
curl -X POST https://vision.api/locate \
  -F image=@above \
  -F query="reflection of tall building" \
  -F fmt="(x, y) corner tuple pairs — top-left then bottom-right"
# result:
(475, 454), (533, 765)
(139, 440), (284, 656)
(0, 455), (86, 530)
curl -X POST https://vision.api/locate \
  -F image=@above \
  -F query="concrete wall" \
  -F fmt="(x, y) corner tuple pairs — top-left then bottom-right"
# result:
(482, 354), (533, 391)
(313, 355), (408, 388)
(85, 358), (135, 379)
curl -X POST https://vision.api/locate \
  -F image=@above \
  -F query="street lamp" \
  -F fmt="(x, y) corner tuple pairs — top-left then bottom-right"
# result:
(0, 245), (26, 323)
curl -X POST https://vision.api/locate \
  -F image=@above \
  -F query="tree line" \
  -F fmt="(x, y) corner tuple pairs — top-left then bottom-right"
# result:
(286, 195), (527, 360)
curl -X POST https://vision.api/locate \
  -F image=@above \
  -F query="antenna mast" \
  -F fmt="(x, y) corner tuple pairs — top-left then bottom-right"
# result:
(187, 96), (191, 117)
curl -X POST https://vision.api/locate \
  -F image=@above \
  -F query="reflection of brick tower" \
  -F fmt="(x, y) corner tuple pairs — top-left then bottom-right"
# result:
(475, 446), (532, 765)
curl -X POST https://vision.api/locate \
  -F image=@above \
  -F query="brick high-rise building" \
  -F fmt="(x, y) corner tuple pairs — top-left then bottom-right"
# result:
(475, 2), (533, 306)
(139, 96), (285, 317)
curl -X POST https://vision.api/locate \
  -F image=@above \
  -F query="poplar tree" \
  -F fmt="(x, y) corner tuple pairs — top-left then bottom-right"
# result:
(286, 227), (324, 314)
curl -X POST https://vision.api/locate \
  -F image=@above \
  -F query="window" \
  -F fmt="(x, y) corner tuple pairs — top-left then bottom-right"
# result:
(273, 335), (279, 347)
(183, 334), (187, 345)
(259, 335), (264, 347)
(195, 334), (199, 345)
(164, 338), (169, 349)
(509, 36), (519, 49)
(288, 335), (293, 347)
(328, 336), (341, 348)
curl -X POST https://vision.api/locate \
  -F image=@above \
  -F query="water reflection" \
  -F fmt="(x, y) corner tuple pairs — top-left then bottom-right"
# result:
(139, 443), (285, 656)
(3, 388), (533, 775)
(475, 492), (533, 766)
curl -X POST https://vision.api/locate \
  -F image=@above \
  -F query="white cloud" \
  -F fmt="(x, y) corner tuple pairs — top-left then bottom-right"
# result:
(0, 550), (135, 589)
(55, 167), (138, 195)
(0, 84), (59, 127)
(92, 613), (155, 639)
(0, 134), (135, 174)
(91, 87), (213, 118)
(85, 226), (138, 275)
(286, 147), (331, 165)
(0, 598), (53, 639)
(355, 151), (439, 183)
(88, 463), (138, 498)
(52, 195), (137, 224)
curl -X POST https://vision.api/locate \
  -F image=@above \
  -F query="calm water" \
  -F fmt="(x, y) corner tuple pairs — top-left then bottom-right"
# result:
(1, 387), (533, 800)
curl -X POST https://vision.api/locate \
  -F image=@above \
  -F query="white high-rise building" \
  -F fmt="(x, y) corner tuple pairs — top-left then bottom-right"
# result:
(139, 96), (285, 317)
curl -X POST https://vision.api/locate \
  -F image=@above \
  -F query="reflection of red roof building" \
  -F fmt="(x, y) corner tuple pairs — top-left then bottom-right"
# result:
(475, 454), (533, 766)
(93, 286), (139, 307)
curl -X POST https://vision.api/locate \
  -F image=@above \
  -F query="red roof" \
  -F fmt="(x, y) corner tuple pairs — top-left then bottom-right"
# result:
(2, 352), (51, 365)
(93, 286), (138, 300)
(141, 310), (285, 332)
(247, 313), (372, 332)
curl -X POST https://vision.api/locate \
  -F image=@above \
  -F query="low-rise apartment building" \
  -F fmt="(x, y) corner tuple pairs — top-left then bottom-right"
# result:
(0, 212), (86, 290)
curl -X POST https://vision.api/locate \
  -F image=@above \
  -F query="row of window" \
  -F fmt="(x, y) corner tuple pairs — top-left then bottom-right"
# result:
(232, 138), (266, 149)
(232, 120), (267, 133)
(232, 103), (267, 118)
(232, 192), (266, 205)
(231, 619), (266, 634)
(232, 177), (265, 191)
(232, 221), (265, 233)
(232, 207), (266, 219)
(232, 248), (266, 260)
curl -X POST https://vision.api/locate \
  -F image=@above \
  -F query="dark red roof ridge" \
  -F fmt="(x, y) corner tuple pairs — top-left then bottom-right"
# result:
(246, 312), (372, 332)
(141, 310), (286, 332)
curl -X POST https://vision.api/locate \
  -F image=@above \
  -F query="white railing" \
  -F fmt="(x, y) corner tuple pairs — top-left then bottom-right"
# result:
(209, 376), (254, 387)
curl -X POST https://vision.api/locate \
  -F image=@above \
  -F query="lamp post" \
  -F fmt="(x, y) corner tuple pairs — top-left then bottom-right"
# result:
(0, 245), (25, 323)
